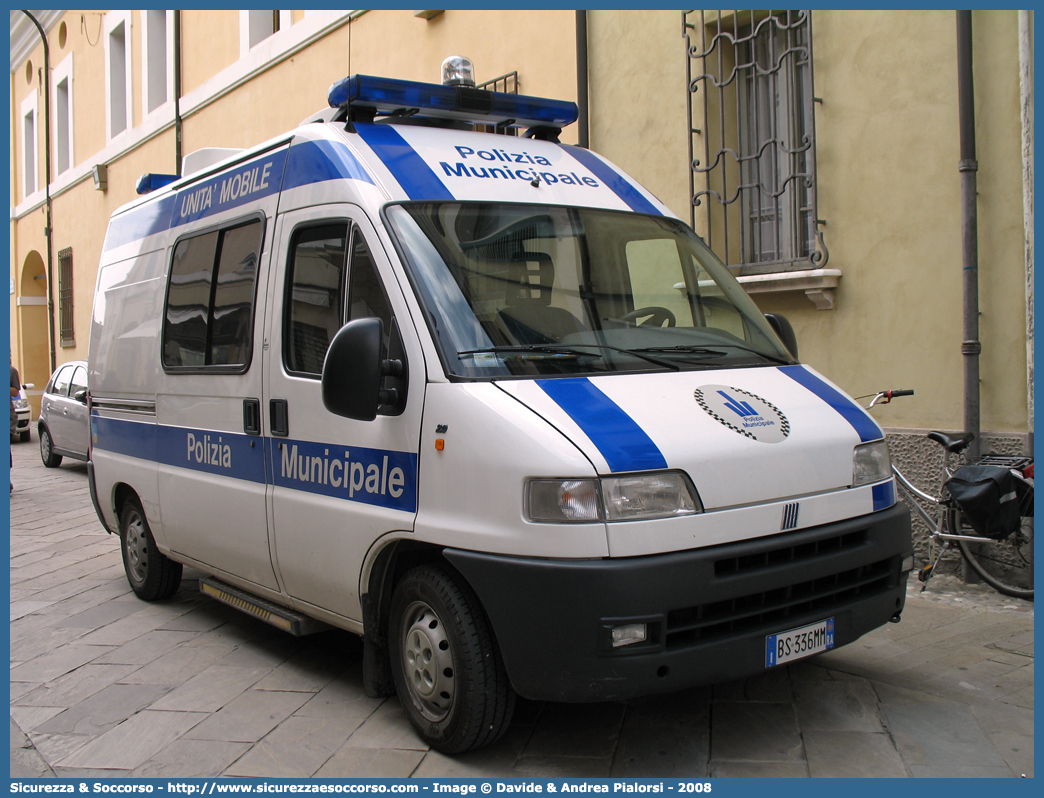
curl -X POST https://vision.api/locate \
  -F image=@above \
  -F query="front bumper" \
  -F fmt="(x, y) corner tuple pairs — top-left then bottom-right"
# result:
(444, 502), (912, 702)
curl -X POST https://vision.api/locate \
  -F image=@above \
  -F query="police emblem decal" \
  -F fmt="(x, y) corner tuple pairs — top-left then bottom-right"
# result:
(694, 385), (790, 444)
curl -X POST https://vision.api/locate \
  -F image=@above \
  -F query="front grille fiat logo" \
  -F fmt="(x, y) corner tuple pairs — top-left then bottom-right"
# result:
(695, 385), (790, 444)
(781, 502), (800, 530)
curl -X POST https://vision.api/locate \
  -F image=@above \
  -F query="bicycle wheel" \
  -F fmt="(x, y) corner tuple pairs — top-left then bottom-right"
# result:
(952, 506), (1034, 600)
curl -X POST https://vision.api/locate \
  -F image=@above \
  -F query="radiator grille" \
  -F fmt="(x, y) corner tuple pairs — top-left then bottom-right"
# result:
(665, 556), (893, 650)
(715, 529), (867, 577)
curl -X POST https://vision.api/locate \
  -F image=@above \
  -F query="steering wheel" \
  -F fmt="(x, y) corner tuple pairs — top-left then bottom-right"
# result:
(620, 306), (676, 328)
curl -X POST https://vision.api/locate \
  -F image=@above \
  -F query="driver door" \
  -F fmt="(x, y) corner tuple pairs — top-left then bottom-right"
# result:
(265, 206), (425, 622)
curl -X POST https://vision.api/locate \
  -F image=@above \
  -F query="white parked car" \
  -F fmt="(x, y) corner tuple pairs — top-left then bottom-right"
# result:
(11, 383), (32, 443)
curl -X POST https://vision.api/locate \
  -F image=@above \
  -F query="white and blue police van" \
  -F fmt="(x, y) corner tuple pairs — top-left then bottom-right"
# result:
(88, 61), (913, 754)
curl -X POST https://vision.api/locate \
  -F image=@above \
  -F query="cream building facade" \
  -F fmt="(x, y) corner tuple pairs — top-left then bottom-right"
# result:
(10, 9), (1033, 463)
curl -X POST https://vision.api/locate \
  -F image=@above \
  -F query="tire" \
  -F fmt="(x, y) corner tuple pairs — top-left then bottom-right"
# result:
(120, 497), (182, 601)
(39, 427), (62, 468)
(19, 430), (30, 443)
(953, 508), (1033, 600)
(388, 564), (515, 753)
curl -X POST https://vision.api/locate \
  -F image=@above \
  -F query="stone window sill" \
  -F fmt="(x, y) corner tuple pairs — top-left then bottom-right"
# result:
(735, 268), (842, 310)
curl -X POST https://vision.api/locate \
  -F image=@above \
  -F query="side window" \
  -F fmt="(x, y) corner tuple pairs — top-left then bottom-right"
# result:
(689, 255), (746, 339)
(166, 231), (218, 367)
(347, 228), (392, 331)
(70, 366), (88, 398)
(52, 365), (74, 396)
(284, 223), (349, 376)
(163, 218), (263, 370)
(624, 239), (693, 325)
(284, 223), (396, 377)
(210, 224), (262, 366)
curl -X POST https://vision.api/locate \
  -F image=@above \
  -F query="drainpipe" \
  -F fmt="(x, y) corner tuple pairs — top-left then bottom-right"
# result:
(174, 10), (183, 175)
(575, 10), (589, 148)
(1018, 10), (1033, 452)
(21, 10), (56, 374)
(956, 11), (980, 461)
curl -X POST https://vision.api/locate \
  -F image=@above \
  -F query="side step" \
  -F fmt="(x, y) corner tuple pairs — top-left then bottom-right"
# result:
(200, 577), (330, 636)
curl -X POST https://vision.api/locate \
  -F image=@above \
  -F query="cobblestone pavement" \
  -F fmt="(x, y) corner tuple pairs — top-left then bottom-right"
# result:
(9, 430), (1033, 779)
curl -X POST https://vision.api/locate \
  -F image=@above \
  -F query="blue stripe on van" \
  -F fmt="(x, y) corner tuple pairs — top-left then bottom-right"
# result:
(90, 414), (418, 513)
(537, 378), (668, 473)
(103, 148), (290, 252)
(560, 145), (662, 216)
(92, 415), (268, 484)
(872, 480), (896, 512)
(355, 123), (455, 201)
(778, 365), (883, 443)
(282, 140), (375, 191)
(170, 149), (288, 230)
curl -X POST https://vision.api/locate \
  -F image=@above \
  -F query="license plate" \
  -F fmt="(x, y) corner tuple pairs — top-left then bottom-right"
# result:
(765, 618), (834, 667)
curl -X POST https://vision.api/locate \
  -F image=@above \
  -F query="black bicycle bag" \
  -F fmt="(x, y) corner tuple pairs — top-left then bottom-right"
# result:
(945, 464), (1022, 540)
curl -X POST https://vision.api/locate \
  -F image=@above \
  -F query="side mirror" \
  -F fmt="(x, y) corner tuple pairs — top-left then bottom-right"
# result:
(765, 313), (799, 361)
(321, 318), (406, 421)
(73, 389), (88, 404)
(23, 383), (34, 390)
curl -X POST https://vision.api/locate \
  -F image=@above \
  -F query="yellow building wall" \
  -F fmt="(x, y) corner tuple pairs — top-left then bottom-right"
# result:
(179, 10), (579, 155)
(10, 10), (1030, 438)
(180, 10), (240, 96)
(670, 9), (1028, 436)
(72, 15), (109, 172)
(586, 11), (692, 222)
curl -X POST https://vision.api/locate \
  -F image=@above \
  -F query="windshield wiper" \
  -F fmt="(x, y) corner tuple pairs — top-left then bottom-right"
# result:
(636, 344), (792, 366)
(634, 346), (728, 358)
(458, 344), (597, 360)
(458, 343), (682, 371)
(699, 343), (793, 365)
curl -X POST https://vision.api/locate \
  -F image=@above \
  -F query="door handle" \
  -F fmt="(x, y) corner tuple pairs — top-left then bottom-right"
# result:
(270, 399), (289, 437)
(243, 398), (261, 436)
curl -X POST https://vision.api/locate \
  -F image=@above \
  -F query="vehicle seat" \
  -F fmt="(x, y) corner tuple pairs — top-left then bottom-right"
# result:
(495, 254), (585, 344)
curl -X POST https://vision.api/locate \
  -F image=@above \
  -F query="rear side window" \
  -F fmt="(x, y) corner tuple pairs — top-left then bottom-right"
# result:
(70, 366), (88, 397)
(51, 364), (74, 396)
(163, 218), (263, 371)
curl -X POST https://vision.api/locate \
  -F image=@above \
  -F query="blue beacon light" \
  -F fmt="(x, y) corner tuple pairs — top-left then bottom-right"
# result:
(326, 75), (578, 129)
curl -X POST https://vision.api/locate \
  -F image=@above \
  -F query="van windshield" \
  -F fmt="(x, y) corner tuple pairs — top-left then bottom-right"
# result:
(385, 203), (794, 379)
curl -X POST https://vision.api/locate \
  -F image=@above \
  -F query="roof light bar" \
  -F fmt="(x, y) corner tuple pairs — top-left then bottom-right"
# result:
(135, 173), (179, 195)
(327, 74), (578, 129)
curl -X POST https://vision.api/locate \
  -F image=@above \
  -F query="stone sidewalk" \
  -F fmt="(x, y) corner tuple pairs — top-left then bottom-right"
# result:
(8, 430), (1034, 779)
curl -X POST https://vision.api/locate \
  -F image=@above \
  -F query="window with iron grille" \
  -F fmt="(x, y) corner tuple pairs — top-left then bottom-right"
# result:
(58, 247), (74, 346)
(685, 11), (827, 275)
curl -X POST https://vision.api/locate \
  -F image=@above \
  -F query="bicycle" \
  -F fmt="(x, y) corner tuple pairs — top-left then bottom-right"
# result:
(863, 389), (1034, 600)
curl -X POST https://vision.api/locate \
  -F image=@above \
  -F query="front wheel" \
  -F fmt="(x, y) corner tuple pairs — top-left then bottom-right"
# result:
(388, 564), (515, 753)
(120, 497), (182, 601)
(19, 431), (30, 443)
(953, 509), (1033, 600)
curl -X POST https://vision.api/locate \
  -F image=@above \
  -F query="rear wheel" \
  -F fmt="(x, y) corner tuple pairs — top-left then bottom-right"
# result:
(39, 427), (62, 467)
(388, 564), (515, 753)
(120, 497), (182, 600)
(953, 508), (1033, 600)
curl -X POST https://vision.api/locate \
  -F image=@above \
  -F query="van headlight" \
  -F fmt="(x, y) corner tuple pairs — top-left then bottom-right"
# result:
(852, 440), (892, 486)
(14, 398), (29, 412)
(526, 472), (701, 523)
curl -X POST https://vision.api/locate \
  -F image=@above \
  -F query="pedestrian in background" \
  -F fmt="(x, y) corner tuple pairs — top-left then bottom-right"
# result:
(11, 356), (20, 493)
